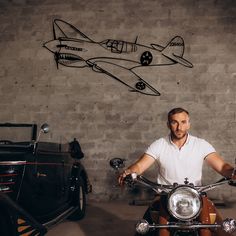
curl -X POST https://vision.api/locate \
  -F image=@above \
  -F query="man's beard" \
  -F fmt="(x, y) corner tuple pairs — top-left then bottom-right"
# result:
(171, 131), (187, 140)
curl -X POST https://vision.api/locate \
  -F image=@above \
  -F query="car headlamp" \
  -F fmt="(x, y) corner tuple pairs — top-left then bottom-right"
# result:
(167, 186), (202, 221)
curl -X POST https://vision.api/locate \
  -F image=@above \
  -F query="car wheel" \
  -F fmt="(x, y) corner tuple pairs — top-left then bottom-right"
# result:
(68, 177), (86, 220)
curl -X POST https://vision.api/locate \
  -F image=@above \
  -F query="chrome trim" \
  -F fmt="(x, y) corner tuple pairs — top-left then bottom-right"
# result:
(0, 186), (10, 191)
(148, 223), (222, 230)
(16, 163), (26, 201)
(167, 186), (202, 221)
(0, 161), (26, 165)
(222, 218), (236, 233)
(43, 206), (78, 228)
(198, 179), (229, 192)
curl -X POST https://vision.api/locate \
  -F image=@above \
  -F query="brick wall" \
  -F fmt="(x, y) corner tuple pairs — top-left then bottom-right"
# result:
(0, 0), (235, 202)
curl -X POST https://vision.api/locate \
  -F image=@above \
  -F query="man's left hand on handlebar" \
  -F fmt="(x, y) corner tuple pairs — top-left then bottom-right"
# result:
(227, 168), (236, 186)
(229, 172), (236, 186)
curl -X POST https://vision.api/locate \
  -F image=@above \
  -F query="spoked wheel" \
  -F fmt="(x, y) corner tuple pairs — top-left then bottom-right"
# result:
(68, 177), (86, 220)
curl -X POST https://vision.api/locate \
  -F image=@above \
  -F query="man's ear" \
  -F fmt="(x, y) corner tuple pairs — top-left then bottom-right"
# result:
(167, 121), (170, 129)
(187, 120), (191, 129)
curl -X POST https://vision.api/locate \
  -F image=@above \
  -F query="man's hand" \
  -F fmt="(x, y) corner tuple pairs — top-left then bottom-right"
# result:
(117, 154), (155, 186)
(118, 169), (132, 186)
(229, 171), (236, 186)
(228, 179), (236, 186)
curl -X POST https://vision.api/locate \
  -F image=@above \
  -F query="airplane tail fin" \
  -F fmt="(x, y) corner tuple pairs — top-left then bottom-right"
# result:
(53, 19), (93, 42)
(161, 36), (193, 68)
(162, 36), (185, 57)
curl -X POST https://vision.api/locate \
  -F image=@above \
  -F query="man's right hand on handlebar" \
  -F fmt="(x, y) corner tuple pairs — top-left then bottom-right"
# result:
(118, 169), (132, 186)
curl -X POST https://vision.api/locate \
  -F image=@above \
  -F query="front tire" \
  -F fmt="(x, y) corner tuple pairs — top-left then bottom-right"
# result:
(68, 177), (86, 221)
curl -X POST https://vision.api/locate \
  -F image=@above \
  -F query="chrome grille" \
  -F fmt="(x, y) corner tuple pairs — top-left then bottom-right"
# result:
(0, 161), (26, 199)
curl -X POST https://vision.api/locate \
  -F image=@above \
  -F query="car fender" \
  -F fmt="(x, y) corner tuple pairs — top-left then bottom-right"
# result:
(0, 193), (47, 236)
(71, 163), (92, 194)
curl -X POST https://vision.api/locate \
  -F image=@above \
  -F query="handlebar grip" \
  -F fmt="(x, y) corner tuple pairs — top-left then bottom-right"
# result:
(123, 174), (135, 187)
(228, 180), (236, 187)
(124, 174), (133, 182)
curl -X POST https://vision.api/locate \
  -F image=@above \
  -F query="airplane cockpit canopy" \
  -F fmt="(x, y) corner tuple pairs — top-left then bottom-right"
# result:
(100, 39), (137, 53)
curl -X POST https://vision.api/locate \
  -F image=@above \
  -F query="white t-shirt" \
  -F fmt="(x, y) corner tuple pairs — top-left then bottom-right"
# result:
(145, 134), (216, 186)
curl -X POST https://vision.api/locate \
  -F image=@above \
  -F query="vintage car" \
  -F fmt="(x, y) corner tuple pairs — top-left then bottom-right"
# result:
(0, 123), (92, 236)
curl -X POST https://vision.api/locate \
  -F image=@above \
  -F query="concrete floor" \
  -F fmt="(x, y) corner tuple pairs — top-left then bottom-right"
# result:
(46, 201), (236, 236)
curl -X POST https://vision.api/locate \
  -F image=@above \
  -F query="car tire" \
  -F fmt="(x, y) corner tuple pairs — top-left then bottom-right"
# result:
(68, 177), (86, 221)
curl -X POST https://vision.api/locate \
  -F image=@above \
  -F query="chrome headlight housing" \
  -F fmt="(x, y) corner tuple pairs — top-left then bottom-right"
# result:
(167, 186), (202, 221)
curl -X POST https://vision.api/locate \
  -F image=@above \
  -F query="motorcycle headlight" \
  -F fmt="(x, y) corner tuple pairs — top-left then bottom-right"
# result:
(167, 186), (202, 221)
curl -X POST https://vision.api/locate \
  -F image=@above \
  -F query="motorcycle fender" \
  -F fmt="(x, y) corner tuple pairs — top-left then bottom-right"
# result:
(198, 195), (214, 236)
(158, 195), (170, 236)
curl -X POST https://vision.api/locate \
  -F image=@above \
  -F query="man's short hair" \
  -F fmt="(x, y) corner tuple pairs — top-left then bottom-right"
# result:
(168, 107), (189, 122)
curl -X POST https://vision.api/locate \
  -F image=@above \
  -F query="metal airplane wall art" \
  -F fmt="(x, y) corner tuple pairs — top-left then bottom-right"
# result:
(43, 19), (193, 96)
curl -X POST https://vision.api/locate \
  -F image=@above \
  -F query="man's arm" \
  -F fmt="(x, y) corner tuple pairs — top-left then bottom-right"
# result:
(118, 153), (155, 185)
(205, 152), (234, 178)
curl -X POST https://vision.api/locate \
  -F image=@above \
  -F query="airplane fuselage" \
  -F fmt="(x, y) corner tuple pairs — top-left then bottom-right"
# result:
(44, 37), (176, 69)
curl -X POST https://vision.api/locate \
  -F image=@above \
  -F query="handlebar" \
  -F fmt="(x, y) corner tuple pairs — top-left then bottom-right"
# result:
(197, 177), (231, 192)
(124, 173), (235, 193)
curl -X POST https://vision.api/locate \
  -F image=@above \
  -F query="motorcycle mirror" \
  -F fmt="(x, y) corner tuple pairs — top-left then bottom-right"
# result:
(110, 158), (126, 170)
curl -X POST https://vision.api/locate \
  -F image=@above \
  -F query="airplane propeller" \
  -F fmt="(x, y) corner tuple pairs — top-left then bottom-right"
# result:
(54, 52), (59, 69)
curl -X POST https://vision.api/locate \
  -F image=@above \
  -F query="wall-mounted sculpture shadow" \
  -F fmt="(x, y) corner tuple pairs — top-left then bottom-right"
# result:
(43, 19), (193, 96)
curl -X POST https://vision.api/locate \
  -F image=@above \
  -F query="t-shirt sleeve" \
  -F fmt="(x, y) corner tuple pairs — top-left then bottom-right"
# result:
(145, 138), (163, 160)
(201, 139), (216, 159)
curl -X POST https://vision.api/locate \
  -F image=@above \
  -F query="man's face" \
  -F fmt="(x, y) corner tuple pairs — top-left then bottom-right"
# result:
(168, 112), (190, 140)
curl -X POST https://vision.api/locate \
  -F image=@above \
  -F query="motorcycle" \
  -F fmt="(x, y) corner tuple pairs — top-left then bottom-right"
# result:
(110, 158), (236, 236)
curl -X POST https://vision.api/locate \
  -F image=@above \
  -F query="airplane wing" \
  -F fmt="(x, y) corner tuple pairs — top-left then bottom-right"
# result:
(86, 60), (160, 96)
(170, 54), (193, 68)
(150, 43), (164, 51)
(53, 19), (93, 42)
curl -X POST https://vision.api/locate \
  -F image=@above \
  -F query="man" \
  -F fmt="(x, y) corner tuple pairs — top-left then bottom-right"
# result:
(119, 107), (235, 236)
